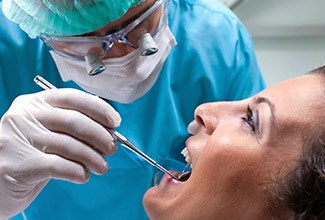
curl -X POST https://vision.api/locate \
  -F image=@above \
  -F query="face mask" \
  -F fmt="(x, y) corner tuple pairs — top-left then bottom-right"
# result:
(50, 23), (177, 103)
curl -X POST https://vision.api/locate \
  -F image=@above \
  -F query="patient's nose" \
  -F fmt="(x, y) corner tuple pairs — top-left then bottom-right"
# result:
(194, 101), (239, 135)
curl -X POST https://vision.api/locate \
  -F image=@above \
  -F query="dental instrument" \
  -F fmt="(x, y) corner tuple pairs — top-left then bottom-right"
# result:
(33, 75), (191, 182)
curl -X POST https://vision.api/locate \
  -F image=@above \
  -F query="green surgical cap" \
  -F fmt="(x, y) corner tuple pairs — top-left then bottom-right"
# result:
(2, 0), (144, 38)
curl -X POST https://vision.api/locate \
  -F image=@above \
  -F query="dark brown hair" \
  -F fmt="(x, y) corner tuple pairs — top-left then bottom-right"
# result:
(278, 66), (325, 220)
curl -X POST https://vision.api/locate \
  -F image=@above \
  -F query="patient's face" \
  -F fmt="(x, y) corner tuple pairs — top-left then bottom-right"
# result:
(143, 75), (323, 219)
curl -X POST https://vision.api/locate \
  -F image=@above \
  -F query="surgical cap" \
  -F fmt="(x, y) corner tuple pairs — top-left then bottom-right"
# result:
(2, 0), (144, 38)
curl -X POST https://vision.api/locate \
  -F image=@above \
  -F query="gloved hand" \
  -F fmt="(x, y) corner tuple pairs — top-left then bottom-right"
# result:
(0, 89), (121, 219)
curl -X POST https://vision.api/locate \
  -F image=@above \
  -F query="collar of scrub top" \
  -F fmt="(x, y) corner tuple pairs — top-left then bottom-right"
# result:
(41, 0), (168, 76)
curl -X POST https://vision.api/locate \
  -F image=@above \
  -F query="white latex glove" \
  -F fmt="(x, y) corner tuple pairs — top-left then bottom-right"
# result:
(0, 89), (121, 219)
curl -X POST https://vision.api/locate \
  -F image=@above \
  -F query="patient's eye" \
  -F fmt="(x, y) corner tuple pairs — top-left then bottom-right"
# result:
(241, 105), (259, 134)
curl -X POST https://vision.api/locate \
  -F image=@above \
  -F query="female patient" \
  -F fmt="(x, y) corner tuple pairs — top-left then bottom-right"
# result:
(143, 66), (325, 220)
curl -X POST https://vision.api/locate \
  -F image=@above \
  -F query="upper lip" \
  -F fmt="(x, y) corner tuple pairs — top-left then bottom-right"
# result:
(185, 132), (210, 169)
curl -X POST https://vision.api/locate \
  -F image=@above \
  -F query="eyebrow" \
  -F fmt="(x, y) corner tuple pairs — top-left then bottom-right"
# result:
(253, 96), (276, 130)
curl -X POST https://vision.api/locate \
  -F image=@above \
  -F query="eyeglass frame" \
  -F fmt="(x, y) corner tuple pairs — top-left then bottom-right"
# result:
(41, 0), (168, 61)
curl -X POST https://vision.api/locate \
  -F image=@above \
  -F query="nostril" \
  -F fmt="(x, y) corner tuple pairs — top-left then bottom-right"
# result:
(194, 104), (218, 135)
(195, 115), (204, 127)
(195, 110), (217, 135)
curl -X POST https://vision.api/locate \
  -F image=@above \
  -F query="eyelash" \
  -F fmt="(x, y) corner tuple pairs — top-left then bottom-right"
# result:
(241, 106), (256, 133)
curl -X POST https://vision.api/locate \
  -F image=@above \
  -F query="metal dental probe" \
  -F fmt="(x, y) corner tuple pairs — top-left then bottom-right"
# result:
(33, 75), (190, 181)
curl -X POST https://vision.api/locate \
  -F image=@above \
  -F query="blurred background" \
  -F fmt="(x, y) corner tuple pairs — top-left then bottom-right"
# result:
(220, 0), (325, 86)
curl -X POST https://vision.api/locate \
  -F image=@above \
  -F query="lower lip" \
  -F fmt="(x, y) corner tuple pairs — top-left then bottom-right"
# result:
(161, 172), (181, 185)
(155, 171), (186, 195)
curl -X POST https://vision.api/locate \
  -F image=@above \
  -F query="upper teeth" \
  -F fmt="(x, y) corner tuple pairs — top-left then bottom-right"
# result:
(181, 147), (192, 165)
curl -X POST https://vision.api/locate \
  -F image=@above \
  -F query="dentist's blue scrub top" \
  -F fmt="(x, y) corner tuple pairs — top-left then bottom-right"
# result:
(0, 0), (265, 219)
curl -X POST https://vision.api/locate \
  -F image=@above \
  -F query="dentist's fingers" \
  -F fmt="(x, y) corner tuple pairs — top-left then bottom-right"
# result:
(46, 154), (90, 183)
(16, 154), (90, 184)
(37, 107), (117, 156)
(42, 89), (121, 127)
(39, 132), (109, 175)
